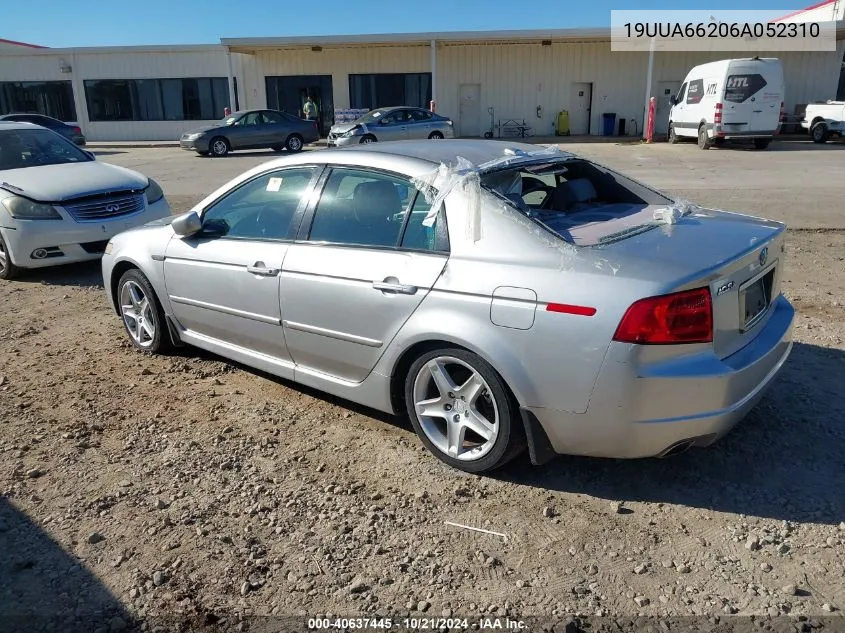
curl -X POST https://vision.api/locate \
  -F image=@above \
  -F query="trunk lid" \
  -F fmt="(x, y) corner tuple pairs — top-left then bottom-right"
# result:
(592, 207), (786, 359)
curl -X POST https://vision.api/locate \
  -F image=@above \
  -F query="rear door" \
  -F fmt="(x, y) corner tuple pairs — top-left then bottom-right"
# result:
(279, 166), (449, 382)
(722, 63), (782, 133)
(260, 110), (292, 146)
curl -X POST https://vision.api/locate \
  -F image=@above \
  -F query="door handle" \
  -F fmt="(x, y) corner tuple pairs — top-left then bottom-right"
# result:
(373, 280), (418, 294)
(247, 263), (279, 276)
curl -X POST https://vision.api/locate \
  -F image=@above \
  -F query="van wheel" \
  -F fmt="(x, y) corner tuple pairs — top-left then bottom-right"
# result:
(811, 122), (829, 144)
(753, 138), (771, 150)
(697, 125), (711, 150)
(667, 125), (679, 144)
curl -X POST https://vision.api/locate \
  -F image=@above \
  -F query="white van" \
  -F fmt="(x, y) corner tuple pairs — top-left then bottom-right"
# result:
(667, 57), (785, 150)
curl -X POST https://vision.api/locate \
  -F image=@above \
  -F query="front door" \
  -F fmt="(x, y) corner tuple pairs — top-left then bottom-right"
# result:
(229, 111), (266, 149)
(280, 166), (449, 383)
(372, 109), (410, 141)
(163, 166), (322, 362)
(570, 82), (592, 135)
(656, 80), (681, 135)
(458, 83), (481, 137)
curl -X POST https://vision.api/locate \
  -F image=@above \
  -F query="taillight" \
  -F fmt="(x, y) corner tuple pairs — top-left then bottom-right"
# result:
(714, 103), (723, 124)
(613, 287), (713, 345)
(72, 126), (81, 134)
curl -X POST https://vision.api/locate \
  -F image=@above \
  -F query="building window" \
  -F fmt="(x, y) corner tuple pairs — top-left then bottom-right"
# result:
(348, 73), (432, 110)
(84, 78), (232, 122)
(0, 81), (77, 121)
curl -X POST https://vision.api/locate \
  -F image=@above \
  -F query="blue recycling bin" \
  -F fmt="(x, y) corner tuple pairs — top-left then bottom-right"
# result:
(602, 112), (616, 136)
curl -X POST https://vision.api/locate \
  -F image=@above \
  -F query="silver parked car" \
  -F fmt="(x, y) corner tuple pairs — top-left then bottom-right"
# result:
(327, 107), (455, 147)
(102, 139), (793, 473)
(180, 109), (320, 157)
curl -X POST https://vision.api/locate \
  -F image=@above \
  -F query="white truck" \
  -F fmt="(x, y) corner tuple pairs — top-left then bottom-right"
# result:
(802, 101), (845, 143)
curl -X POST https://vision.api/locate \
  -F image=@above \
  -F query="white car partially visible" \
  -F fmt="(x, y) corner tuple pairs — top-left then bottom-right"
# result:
(0, 122), (171, 280)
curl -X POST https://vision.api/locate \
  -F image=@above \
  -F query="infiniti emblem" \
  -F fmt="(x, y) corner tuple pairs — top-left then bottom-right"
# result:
(759, 247), (768, 267)
(105, 203), (120, 213)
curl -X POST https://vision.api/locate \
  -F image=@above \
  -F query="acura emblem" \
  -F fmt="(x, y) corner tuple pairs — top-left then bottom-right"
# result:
(759, 247), (768, 267)
(105, 203), (120, 213)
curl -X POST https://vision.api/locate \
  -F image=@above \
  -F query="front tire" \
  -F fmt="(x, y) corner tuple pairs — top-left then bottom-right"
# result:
(811, 122), (829, 144)
(697, 125), (711, 150)
(667, 124), (678, 144)
(404, 348), (525, 474)
(360, 134), (377, 144)
(117, 269), (171, 354)
(428, 131), (444, 139)
(0, 233), (21, 280)
(209, 136), (229, 157)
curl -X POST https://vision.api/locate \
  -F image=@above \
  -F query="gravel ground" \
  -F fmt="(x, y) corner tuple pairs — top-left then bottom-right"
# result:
(1, 145), (844, 633)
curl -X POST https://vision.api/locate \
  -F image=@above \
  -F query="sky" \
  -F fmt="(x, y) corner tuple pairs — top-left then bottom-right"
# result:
(4, 0), (805, 48)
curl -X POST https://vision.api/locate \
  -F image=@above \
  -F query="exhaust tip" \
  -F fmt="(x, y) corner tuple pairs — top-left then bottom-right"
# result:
(659, 439), (695, 458)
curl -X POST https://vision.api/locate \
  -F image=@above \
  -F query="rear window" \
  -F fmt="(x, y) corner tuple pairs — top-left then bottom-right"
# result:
(724, 74), (768, 103)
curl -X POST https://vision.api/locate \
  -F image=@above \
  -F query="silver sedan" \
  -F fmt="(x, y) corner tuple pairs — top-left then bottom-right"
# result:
(101, 139), (794, 473)
(327, 107), (455, 147)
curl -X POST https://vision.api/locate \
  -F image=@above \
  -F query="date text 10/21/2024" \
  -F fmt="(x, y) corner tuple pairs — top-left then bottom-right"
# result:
(307, 617), (528, 630)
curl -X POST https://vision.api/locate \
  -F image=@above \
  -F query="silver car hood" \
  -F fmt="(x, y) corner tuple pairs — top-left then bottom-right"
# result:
(0, 162), (149, 202)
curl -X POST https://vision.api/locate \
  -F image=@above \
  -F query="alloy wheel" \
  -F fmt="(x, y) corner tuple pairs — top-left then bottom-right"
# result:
(412, 356), (500, 462)
(287, 136), (303, 151)
(0, 239), (7, 275)
(120, 280), (157, 349)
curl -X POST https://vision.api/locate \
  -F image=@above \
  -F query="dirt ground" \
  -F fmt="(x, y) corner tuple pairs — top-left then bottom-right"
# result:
(1, 144), (844, 633)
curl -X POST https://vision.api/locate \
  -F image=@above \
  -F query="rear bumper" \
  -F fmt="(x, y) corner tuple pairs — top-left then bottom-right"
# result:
(529, 294), (794, 459)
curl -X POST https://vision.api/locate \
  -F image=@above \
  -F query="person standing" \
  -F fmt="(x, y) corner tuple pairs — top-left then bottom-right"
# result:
(303, 95), (320, 136)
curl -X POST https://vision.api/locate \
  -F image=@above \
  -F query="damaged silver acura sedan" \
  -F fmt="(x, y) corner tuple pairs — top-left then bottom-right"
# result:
(102, 140), (794, 473)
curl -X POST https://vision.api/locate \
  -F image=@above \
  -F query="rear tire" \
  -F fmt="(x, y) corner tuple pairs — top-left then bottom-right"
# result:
(753, 138), (771, 150)
(404, 348), (525, 474)
(117, 269), (172, 355)
(667, 124), (679, 144)
(0, 233), (21, 280)
(697, 125), (711, 150)
(209, 136), (229, 157)
(811, 122), (829, 144)
(285, 134), (304, 152)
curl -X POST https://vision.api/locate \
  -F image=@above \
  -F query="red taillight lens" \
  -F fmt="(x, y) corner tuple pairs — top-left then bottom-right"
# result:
(73, 126), (81, 134)
(714, 102), (723, 124)
(613, 287), (713, 345)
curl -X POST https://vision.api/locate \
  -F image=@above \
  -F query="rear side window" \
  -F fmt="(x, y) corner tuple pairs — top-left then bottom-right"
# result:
(724, 74), (768, 103)
(686, 79), (704, 104)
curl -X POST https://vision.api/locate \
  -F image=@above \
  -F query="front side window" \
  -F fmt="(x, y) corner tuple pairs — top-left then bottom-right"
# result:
(686, 79), (704, 105)
(201, 168), (317, 240)
(675, 83), (687, 103)
(0, 128), (91, 170)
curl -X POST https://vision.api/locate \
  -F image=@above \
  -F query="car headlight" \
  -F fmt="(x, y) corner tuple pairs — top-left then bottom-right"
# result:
(145, 179), (165, 205)
(341, 125), (362, 138)
(1, 196), (62, 220)
(104, 240), (114, 254)
(186, 132), (203, 141)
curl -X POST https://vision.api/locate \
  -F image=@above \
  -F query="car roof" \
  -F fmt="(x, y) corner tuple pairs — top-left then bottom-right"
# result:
(324, 139), (574, 168)
(0, 121), (41, 131)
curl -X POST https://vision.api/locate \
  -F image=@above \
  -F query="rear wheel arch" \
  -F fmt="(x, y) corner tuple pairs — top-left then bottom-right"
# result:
(388, 337), (530, 415)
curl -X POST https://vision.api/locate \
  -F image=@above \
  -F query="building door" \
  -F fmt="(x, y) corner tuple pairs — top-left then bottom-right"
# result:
(569, 82), (592, 135)
(458, 83), (481, 137)
(265, 75), (334, 136)
(655, 80), (682, 135)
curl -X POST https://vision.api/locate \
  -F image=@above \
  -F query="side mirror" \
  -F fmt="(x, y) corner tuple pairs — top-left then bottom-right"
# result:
(669, 96), (678, 106)
(171, 211), (202, 237)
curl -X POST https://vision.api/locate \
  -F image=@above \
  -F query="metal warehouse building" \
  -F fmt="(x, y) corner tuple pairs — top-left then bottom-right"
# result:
(2, 10), (844, 142)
